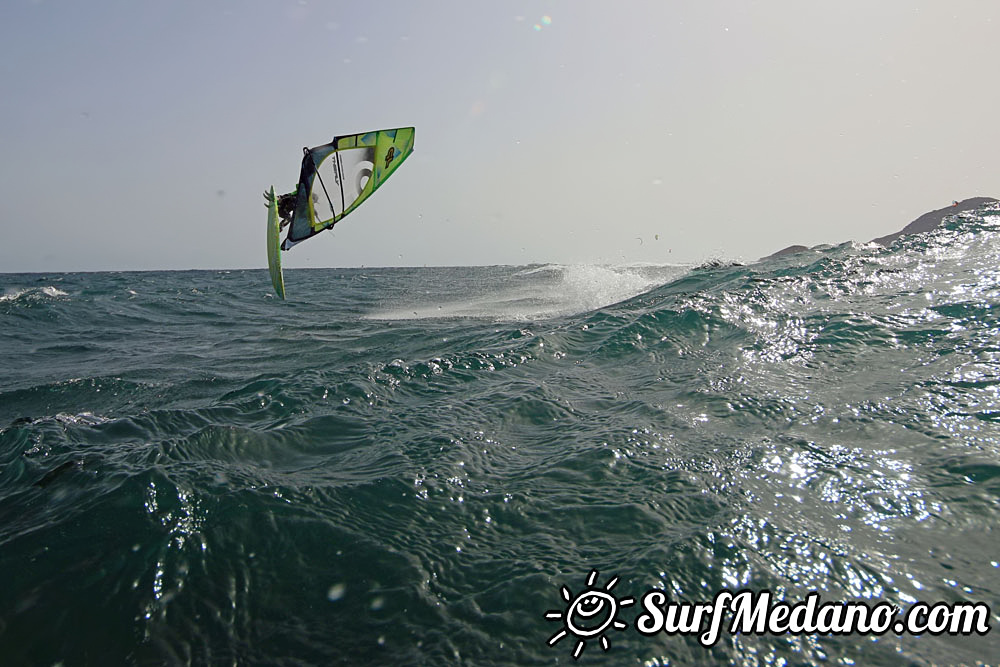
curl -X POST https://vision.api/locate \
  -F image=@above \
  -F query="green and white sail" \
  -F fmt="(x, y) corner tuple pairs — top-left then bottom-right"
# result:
(283, 127), (415, 249)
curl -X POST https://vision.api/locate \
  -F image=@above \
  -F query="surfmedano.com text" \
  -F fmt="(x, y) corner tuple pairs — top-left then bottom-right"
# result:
(635, 589), (991, 646)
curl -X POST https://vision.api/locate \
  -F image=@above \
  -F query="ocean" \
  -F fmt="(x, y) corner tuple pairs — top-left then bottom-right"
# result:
(2, 203), (999, 665)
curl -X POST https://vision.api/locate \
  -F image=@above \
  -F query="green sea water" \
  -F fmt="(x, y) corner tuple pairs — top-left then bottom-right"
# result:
(2, 204), (999, 665)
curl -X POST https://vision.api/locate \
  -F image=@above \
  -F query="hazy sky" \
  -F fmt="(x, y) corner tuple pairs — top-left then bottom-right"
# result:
(1, 0), (997, 272)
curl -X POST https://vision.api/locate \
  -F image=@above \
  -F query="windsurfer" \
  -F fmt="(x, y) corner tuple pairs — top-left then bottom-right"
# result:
(276, 190), (296, 229)
(264, 187), (297, 229)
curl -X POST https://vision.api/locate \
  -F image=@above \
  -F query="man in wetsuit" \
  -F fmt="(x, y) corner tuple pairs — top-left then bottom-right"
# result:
(264, 186), (297, 230)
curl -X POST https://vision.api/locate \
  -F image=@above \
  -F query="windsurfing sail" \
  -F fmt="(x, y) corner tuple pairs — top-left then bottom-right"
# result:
(283, 127), (415, 250)
(266, 127), (414, 298)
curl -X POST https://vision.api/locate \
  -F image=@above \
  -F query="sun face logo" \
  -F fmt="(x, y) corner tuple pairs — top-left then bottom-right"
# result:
(545, 570), (634, 660)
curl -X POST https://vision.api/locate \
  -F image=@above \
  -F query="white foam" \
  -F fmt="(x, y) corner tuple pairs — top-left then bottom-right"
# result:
(0, 286), (69, 302)
(370, 264), (687, 321)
